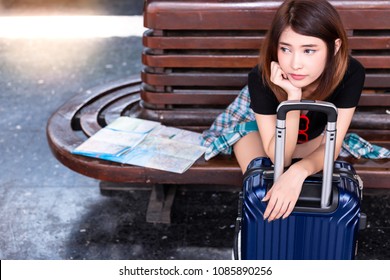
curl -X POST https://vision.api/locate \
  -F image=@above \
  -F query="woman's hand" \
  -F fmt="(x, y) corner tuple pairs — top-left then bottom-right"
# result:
(262, 164), (308, 221)
(270, 61), (302, 100)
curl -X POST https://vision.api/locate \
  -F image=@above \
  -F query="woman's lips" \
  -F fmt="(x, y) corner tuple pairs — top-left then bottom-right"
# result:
(290, 74), (306, 81)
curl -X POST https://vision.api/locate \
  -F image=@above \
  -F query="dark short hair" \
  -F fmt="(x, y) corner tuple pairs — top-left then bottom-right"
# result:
(259, 0), (349, 102)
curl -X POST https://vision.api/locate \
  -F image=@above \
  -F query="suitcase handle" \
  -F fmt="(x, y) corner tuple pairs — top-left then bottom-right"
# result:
(274, 100), (338, 208)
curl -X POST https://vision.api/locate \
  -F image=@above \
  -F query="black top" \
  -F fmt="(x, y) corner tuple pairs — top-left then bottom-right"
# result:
(248, 56), (365, 140)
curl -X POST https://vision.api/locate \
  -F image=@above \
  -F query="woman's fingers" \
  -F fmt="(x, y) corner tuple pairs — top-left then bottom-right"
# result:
(270, 61), (287, 84)
(263, 194), (277, 220)
(282, 201), (296, 220)
(264, 198), (288, 222)
(270, 61), (302, 98)
(261, 159), (305, 222)
(274, 202), (290, 220)
(270, 61), (282, 83)
(262, 192), (299, 221)
(261, 188), (272, 202)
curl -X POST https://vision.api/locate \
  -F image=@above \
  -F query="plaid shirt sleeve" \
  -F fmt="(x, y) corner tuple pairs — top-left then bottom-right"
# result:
(341, 133), (390, 159)
(201, 86), (258, 160)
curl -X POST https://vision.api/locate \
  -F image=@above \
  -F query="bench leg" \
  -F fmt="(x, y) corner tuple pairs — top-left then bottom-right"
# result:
(146, 184), (177, 224)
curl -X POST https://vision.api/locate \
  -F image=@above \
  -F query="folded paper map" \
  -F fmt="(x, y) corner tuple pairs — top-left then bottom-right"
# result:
(72, 117), (206, 173)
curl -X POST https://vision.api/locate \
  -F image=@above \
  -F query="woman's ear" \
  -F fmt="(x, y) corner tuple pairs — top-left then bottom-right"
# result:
(334, 39), (342, 55)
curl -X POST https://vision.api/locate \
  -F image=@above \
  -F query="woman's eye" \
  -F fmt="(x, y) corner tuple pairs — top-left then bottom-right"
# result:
(280, 47), (291, 53)
(304, 49), (316, 54)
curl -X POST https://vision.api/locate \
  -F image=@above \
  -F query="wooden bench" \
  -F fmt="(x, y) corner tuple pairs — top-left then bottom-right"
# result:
(47, 0), (390, 223)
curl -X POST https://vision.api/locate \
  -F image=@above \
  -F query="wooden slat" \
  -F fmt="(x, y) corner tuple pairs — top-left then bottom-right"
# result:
(347, 129), (390, 142)
(349, 131), (390, 145)
(354, 56), (390, 69)
(102, 94), (143, 125)
(348, 37), (390, 50)
(363, 74), (390, 88)
(350, 113), (390, 130)
(142, 52), (258, 68)
(144, 33), (390, 51)
(143, 34), (264, 50)
(145, 1), (390, 30)
(141, 71), (247, 87)
(81, 93), (140, 137)
(141, 89), (237, 105)
(137, 107), (221, 126)
(145, 3), (276, 30)
(79, 85), (140, 137)
(142, 27), (390, 50)
(358, 93), (390, 106)
(143, 52), (390, 69)
(339, 10), (390, 30)
(142, 71), (390, 88)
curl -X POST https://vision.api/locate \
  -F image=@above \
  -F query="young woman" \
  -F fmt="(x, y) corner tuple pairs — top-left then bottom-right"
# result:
(201, 0), (365, 221)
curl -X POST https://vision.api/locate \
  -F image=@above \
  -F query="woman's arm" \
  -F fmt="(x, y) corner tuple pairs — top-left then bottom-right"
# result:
(257, 61), (303, 166)
(292, 107), (356, 174)
(255, 112), (300, 166)
(262, 107), (356, 221)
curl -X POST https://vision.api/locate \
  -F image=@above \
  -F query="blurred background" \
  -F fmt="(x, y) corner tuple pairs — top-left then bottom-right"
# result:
(0, 0), (144, 15)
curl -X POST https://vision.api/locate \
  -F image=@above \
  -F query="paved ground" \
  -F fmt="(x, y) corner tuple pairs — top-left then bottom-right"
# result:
(0, 0), (389, 260)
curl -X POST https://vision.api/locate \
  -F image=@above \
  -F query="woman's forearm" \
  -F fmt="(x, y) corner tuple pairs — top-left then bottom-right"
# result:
(283, 110), (301, 166)
(292, 143), (327, 177)
(256, 110), (301, 166)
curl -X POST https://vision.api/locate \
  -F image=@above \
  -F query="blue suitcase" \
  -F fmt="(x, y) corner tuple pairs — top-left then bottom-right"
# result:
(234, 100), (366, 260)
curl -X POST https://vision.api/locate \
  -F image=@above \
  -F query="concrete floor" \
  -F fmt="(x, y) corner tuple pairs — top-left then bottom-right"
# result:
(0, 0), (389, 260)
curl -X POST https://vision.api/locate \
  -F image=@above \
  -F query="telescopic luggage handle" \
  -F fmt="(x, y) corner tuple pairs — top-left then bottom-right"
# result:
(274, 100), (338, 208)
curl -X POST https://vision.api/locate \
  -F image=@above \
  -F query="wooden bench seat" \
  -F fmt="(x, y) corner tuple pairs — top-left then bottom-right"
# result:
(47, 0), (390, 223)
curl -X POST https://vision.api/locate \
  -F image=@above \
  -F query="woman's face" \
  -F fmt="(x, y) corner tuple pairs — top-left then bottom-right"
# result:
(277, 27), (328, 93)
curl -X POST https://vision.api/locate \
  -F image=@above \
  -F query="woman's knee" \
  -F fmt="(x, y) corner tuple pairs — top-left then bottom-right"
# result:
(233, 132), (266, 173)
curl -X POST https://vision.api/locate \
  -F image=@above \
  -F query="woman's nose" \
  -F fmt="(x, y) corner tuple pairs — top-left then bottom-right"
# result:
(291, 53), (303, 70)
